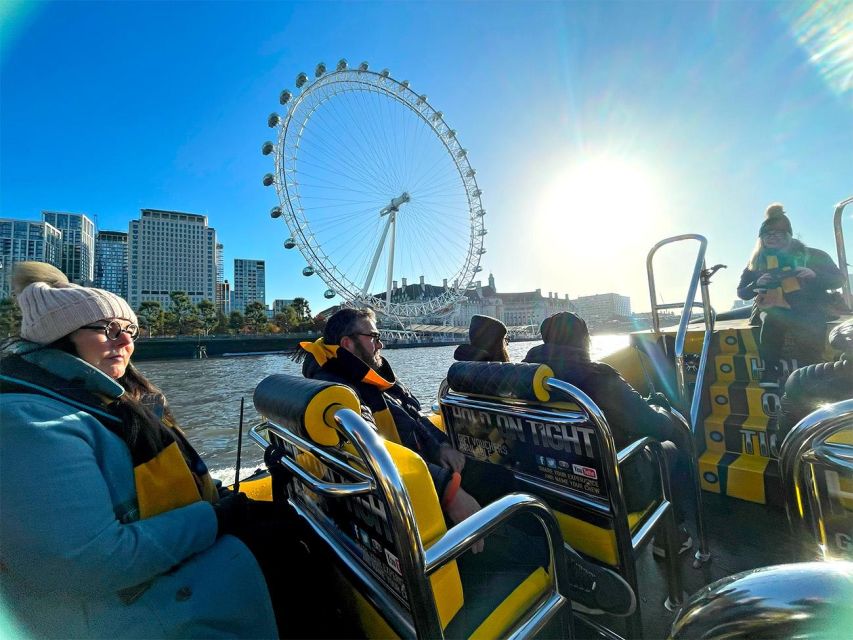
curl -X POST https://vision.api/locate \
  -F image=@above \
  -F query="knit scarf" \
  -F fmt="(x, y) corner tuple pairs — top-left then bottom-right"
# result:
(299, 338), (402, 444)
(0, 347), (217, 521)
(753, 248), (806, 310)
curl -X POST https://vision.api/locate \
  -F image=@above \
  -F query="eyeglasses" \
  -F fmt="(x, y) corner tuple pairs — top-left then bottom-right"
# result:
(81, 320), (140, 341)
(350, 331), (382, 344)
(761, 229), (789, 238)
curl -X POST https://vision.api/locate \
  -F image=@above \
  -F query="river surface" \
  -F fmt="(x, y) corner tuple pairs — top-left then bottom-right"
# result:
(136, 335), (629, 483)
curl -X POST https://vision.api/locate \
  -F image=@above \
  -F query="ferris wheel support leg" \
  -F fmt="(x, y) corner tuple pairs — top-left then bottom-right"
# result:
(385, 212), (397, 312)
(362, 213), (393, 297)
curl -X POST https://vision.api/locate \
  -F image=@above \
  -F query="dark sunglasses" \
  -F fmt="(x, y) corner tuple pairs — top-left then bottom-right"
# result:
(81, 320), (140, 341)
(350, 331), (382, 344)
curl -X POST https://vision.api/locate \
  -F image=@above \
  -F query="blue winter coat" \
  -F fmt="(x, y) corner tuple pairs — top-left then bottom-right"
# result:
(0, 346), (277, 638)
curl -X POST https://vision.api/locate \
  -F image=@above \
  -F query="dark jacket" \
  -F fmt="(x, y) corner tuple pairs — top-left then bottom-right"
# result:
(737, 244), (843, 325)
(300, 340), (453, 498)
(523, 343), (680, 450)
(780, 354), (852, 436)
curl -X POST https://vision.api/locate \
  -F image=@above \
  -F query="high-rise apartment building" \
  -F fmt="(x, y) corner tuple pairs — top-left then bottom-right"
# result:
(233, 259), (266, 313)
(41, 211), (95, 284)
(128, 209), (217, 309)
(215, 242), (225, 312)
(216, 279), (231, 315)
(571, 293), (631, 321)
(94, 230), (128, 298)
(0, 219), (63, 298)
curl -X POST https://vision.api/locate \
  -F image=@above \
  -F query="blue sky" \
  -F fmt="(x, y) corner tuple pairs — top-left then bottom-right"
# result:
(2, 0), (851, 316)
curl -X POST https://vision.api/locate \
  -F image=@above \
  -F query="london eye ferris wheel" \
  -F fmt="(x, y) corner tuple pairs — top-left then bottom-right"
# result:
(262, 59), (486, 319)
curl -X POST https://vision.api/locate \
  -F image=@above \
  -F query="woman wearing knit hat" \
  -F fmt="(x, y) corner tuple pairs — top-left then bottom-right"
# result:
(0, 262), (277, 638)
(736, 203), (844, 386)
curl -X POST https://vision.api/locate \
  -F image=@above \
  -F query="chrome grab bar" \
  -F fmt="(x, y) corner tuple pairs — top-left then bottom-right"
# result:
(544, 378), (684, 625)
(254, 406), (572, 638)
(779, 398), (853, 560)
(834, 196), (853, 309)
(646, 234), (717, 432)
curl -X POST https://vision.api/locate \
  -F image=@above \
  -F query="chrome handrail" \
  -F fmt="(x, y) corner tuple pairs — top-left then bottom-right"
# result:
(646, 234), (717, 432)
(834, 196), (853, 309)
(254, 406), (572, 638)
(779, 398), (853, 559)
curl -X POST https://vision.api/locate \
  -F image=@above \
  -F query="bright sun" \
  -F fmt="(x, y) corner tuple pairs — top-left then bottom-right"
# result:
(536, 154), (664, 253)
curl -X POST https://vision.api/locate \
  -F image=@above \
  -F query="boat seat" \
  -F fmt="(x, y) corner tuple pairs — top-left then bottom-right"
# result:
(439, 361), (685, 636)
(250, 374), (571, 639)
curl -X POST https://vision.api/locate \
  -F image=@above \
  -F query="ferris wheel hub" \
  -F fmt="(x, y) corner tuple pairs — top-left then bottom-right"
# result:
(380, 192), (411, 216)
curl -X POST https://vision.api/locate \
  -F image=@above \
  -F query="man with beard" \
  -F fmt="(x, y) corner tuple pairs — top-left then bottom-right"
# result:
(297, 307), (637, 617)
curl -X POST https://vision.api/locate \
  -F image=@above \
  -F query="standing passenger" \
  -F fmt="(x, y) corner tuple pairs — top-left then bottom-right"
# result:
(737, 203), (843, 386)
(0, 262), (278, 639)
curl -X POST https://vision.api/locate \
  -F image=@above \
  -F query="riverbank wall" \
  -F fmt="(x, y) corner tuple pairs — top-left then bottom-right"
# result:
(132, 334), (467, 360)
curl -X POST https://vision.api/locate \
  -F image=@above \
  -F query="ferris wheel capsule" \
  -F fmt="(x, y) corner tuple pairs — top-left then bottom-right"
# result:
(268, 112), (281, 128)
(262, 173), (275, 187)
(401, 80), (410, 89)
(270, 206), (283, 219)
(380, 68), (390, 78)
(295, 72), (308, 88)
(477, 208), (486, 216)
(416, 94), (427, 105)
(466, 168), (476, 177)
(261, 141), (274, 155)
(279, 90), (292, 105)
(478, 247), (487, 254)
(358, 61), (368, 71)
(478, 228), (488, 236)
(302, 266), (315, 276)
(284, 237), (296, 248)
(457, 149), (467, 158)
(324, 289), (336, 299)
(474, 266), (483, 272)
(432, 111), (443, 122)
(315, 62), (326, 77)
(336, 59), (347, 71)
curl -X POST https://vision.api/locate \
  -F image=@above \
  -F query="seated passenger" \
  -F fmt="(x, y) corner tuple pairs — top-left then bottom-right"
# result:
(454, 314), (510, 362)
(736, 203), (844, 387)
(0, 263), (277, 638)
(524, 312), (693, 558)
(779, 318), (853, 440)
(298, 308), (636, 617)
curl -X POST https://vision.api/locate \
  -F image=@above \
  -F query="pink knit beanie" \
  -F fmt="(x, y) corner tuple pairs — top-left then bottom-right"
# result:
(13, 261), (137, 345)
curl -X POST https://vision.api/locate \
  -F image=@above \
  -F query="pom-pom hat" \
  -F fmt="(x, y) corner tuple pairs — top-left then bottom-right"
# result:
(13, 261), (137, 345)
(540, 311), (589, 348)
(468, 315), (507, 351)
(759, 203), (793, 237)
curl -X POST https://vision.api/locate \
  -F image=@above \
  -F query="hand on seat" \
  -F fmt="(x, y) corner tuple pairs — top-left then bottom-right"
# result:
(646, 391), (672, 411)
(445, 488), (484, 553)
(438, 443), (466, 473)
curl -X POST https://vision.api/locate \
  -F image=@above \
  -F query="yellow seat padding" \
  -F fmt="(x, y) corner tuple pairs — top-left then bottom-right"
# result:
(555, 504), (654, 567)
(383, 440), (464, 630)
(469, 567), (551, 640)
(237, 473), (274, 501)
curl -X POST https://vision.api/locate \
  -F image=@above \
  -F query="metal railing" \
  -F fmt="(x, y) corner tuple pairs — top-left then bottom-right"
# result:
(833, 196), (853, 309)
(646, 234), (719, 432)
(779, 398), (853, 561)
(250, 407), (572, 639)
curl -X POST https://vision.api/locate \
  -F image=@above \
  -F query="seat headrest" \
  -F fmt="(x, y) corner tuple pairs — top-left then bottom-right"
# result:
(447, 362), (554, 402)
(253, 374), (361, 446)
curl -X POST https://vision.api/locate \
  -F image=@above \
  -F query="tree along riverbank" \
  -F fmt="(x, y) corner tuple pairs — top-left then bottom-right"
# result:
(132, 333), (468, 360)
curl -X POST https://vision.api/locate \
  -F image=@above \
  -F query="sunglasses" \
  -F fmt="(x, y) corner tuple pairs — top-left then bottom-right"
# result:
(81, 320), (140, 341)
(350, 331), (382, 344)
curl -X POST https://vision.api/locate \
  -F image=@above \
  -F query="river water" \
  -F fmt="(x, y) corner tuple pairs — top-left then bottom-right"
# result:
(136, 335), (629, 483)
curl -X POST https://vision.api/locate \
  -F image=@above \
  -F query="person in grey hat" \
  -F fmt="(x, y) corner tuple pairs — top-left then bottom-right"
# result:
(737, 203), (844, 386)
(0, 262), (278, 638)
(454, 314), (510, 362)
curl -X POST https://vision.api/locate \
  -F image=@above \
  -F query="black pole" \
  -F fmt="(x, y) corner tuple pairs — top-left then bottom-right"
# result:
(234, 397), (244, 493)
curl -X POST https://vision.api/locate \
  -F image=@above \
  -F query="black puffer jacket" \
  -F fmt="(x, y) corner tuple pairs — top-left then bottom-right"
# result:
(780, 354), (852, 435)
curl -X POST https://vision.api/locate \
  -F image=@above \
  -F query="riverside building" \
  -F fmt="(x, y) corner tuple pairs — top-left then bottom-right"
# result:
(94, 230), (128, 298)
(41, 211), (95, 285)
(233, 259), (266, 313)
(0, 218), (63, 298)
(571, 293), (632, 323)
(128, 209), (218, 309)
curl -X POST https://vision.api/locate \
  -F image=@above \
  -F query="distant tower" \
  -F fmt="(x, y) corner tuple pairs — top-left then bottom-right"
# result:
(94, 230), (128, 298)
(0, 218), (63, 298)
(488, 272), (496, 290)
(233, 259), (266, 313)
(127, 209), (217, 309)
(41, 211), (95, 285)
(215, 242), (225, 311)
